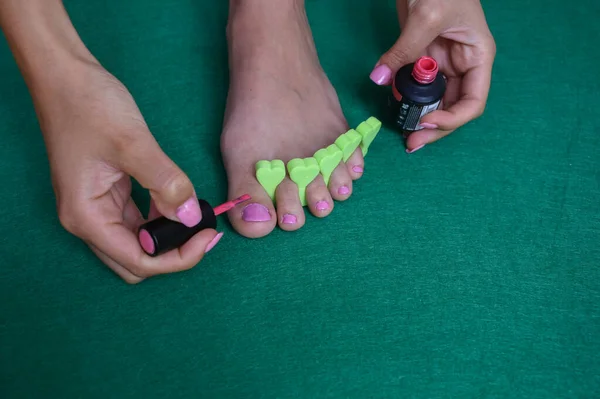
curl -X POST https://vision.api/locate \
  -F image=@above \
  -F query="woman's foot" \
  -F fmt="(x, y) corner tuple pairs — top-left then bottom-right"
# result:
(221, 0), (364, 238)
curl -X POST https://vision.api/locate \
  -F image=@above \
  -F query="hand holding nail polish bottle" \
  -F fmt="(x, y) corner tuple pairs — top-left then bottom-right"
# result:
(389, 56), (446, 133)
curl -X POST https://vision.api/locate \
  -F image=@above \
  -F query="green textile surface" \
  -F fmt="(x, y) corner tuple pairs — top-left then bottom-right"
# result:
(1, 0), (599, 397)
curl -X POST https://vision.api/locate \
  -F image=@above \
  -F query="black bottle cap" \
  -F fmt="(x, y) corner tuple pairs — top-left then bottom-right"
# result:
(138, 199), (217, 257)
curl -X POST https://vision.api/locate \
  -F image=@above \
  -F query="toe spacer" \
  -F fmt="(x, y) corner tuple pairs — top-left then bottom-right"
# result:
(356, 116), (382, 157)
(314, 144), (343, 187)
(334, 129), (362, 162)
(255, 159), (286, 202)
(287, 157), (320, 206)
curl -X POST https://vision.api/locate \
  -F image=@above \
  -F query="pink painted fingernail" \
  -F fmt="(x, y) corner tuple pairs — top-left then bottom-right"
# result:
(282, 214), (297, 224)
(352, 165), (364, 173)
(176, 197), (203, 227)
(406, 144), (426, 154)
(242, 203), (271, 222)
(369, 64), (392, 85)
(338, 185), (350, 195)
(418, 123), (438, 129)
(316, 200), (329, 211)
(205, 232), (223, 253)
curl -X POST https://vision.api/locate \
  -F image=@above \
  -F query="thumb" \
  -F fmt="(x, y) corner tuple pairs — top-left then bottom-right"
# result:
(370, 11), (442, 86)
(120, 138), (202, 228)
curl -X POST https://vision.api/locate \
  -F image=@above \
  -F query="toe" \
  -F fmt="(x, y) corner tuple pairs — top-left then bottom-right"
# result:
(227, 180), (277, 238)
(345, 148), (365, 180)
(328, 163), (353, 201)
(305, 175), (334, 218)
(275, 178), (306, 231)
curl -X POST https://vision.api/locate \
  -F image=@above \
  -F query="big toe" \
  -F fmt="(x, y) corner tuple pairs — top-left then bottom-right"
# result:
(227, 181), (277, 238)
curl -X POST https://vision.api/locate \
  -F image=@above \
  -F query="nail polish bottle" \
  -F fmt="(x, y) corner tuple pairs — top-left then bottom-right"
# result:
(138, 195), (250, 257)
(388, 56), (446, 133)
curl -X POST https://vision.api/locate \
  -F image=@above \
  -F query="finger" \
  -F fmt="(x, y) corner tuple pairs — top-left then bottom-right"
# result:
(420, 62), (493, 131)
(89, 221), (219, 279)
(405, 128), (451, 153)
(370, 5), (443, 85)
(121, 196), (145, 230)
(147, 198), (161, 220)
(83, 195), (219, 278)
(118, 133), (202, 228)
(405, 76), (461, 151)
(88, 244), (144, 284)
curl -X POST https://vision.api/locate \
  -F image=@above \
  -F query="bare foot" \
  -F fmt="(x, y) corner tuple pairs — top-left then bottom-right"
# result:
(221, 0), (364, 238)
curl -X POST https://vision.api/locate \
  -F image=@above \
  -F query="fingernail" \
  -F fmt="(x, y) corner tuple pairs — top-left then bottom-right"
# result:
(316, 200), (329, 211)
(242, 203), (271, 222)
(369, 64), (392, 85)
(338, 185), (350, 195)
(282, 214), (297, 224)
(176, 197), (202, 227)
(205, 232), (223, 253)
(418, 123), (438, 129)
(406, 144), (426, 154)
(352, 165), (364, 173)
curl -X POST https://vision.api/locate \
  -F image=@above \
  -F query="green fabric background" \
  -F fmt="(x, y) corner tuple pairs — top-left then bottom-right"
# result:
(1, 0), (599, 397)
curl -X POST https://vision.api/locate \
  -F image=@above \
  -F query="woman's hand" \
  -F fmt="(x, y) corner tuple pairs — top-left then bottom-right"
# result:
(39, 62), (219, 283)
(1, 1), (221, 283)
(370, 0), (496, 152)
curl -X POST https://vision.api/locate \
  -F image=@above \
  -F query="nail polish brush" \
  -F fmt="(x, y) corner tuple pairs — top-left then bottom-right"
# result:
(138, 194), (251, 257)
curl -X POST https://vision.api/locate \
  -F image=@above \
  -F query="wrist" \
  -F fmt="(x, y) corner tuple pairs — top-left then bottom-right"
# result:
(0, 0), (99, 94)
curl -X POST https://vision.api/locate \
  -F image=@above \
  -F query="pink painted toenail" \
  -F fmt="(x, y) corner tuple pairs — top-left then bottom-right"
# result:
(282, 214), (297, 224)
(242, 203), (271, 222)
(352, 166), (364, 173)
(338, 185), (350, 195)
(316, 200), (329, 211)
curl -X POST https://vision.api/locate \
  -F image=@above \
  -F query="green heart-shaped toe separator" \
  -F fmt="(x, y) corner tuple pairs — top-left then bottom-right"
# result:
(314, 144), (343, 187)
(287, 157), (320, 206)
(255, 159), (286, 202)
(335, 129), (362, 162)
(356, 117), (382, 157)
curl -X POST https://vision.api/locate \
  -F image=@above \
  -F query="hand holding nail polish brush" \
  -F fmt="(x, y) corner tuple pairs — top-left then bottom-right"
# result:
(138, 194), (251, 257)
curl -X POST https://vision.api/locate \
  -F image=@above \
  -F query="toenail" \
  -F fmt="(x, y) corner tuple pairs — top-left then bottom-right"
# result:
(352, 165), (364, 173)
(242, 203), (271, 222)
(338, 185), (350, 195)
(315, 200), (329, 211)
(282, 214), (297, 224)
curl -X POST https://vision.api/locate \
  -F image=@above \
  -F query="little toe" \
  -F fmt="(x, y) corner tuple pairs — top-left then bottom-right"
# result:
(346, 148), (365, 180)
(328, 163), (353, 201)
(227, 181), (277, 238)
(275, 178), (306, 231)
(305, 175), (334, 218)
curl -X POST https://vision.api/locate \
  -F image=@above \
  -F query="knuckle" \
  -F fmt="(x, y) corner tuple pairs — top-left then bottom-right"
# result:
(122, 274), (144, 285)
(57, 201), (86, 236)
(388, 47), (411, 66)
(127, 263), (152, 280)
(488, 37), (497, 58)
(475, 103), (486, 118)
(156, 168), (192, 201)
(112, 131), (141, 157)
(413, 4), (444, 27)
